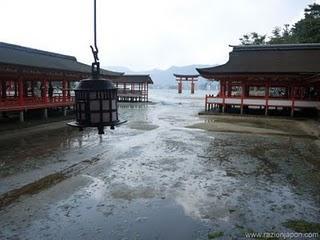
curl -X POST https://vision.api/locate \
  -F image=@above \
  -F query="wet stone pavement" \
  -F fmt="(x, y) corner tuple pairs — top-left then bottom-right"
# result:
(0, 89), (319, 240)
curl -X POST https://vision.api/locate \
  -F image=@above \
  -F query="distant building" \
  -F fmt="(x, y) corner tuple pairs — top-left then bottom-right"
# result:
(112, 75), (153, 102)
(197, 44), (320, 116)
(0, 42), (122, 121)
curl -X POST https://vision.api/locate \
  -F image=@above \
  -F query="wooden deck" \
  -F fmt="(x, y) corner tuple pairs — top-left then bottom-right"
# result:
(205, 95), (320, 116)
(117, 89), (148, 102)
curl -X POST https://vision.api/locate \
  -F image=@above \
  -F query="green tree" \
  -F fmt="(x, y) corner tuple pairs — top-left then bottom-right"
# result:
(269, 24), (295, 44)
(304, 3), (320, 18)
(239, 32), (267, 45)
(291, 3), (320, 43)
(269, 26), (285, 44)
(282, 24), (292, 41)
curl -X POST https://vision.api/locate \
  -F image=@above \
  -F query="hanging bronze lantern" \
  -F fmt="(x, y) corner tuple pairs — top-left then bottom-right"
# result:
(73, 65), (119, 134)
(68, 0), (123, 134)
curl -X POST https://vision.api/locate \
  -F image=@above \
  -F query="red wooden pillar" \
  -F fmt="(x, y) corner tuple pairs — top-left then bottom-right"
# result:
(205, 94), (208, 111)
(226, 80), (230, 97)
(17, 77), (25, 122)
(14, 80), (18, 97)
(1, 80), (6, 99)
(222, 80), (226, 112)
(191, 79), (195, 94)
(31, 81), (35, 97)
(42, 79), (48, 103)
(298, 86), (302, 100)
(67, 81), (71, 100)
(23, 80), (28, 97)
(62, 80), (67, 102)
(265, 80), (270, 116)
(240, 82), (245, 114)
(146, 83), (149, 102)
(42, 79), (49, 119)
(18, 77), (24, 106)
(291, 86), (295, 117)
(178, 79), (182, 94)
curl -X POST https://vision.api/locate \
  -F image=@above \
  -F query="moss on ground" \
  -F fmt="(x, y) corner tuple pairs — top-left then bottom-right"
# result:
(208, 231), (224, 239)
(282, 219), (320, 233)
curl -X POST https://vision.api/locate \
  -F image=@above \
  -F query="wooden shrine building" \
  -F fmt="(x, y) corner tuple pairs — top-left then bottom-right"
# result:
(197, 44), (320, 116)
(174, 74), (199, 94)
(0, 42), (122, 121)
(112, 75), (153, 102)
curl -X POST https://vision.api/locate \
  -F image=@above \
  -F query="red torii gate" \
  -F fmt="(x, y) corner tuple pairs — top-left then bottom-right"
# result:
(174, 74), (200, 94)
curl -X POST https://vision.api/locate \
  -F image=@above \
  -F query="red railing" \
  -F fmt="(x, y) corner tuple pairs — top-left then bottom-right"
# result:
(0, 96), (75, 112)
(205, 94), (320, 101)
(205, 94), (320, 111)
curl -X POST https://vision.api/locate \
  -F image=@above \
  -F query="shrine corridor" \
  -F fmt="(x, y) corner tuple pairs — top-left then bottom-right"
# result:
(0, 89), (319, 239)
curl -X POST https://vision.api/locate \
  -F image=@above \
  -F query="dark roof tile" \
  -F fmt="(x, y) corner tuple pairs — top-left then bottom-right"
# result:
(112, 74), (153, 84)
(0, 42), (123, 77)
(197, 43), (320, 77)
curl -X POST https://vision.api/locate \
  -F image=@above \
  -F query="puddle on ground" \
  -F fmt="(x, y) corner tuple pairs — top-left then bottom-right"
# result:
(127, 121), (159, 131)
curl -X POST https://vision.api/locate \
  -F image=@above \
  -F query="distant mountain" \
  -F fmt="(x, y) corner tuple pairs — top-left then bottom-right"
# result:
(105, 66), (133, 73)
(105, 64), (219, 90)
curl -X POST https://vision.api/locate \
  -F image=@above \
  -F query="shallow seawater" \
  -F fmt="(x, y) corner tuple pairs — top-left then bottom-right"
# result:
(0, 89), (319, 240)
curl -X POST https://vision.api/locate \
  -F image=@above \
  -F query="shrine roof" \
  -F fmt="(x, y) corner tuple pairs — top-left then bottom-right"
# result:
(0, 42), (123, 77)
(197, 43), (320, 78)
(112, 74), (153, 84)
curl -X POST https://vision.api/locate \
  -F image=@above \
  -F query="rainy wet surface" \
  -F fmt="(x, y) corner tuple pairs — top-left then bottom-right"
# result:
(0, 89), (319, 240)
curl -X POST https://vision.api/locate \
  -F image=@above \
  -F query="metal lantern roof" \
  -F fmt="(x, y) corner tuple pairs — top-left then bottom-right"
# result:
(75, 78), (116, 91)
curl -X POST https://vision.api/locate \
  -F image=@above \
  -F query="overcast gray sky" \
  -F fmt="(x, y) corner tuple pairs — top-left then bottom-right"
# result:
(1, 0), (319, 71)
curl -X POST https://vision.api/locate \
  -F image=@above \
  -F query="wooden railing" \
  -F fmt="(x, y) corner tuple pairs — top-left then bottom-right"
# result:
(0, 96), (75, 112)
(117, 89), (147, 95)
(205, 94), (320, 110)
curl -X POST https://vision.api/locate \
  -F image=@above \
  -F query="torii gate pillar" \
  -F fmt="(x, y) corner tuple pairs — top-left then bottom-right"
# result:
(178, 79), (182, 94)
(191, 80), (195, 94)
(174, 74), (199, 95)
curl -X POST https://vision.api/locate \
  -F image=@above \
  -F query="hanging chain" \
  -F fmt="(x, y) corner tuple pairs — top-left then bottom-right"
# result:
(90, 0), (99, 64)
(90, 0), (100, 77)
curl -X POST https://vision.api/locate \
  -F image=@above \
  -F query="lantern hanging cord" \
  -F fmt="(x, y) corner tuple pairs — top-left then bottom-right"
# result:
(90, 0), (99, 64)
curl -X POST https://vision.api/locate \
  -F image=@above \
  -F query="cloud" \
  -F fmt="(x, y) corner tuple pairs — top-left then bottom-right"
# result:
(0, 0), (316, 71)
